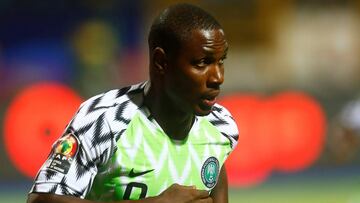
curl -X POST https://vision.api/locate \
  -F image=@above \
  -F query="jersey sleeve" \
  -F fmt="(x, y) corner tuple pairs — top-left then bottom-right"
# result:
(208, 104), (239, 151)
(29, 94), (117, 198)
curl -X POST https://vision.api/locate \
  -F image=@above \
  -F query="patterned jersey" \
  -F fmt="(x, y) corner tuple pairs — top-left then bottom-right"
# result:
(29, 82), (239, 201)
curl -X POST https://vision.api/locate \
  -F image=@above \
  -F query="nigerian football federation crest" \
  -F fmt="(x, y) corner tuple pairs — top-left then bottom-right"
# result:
(201, 156), (219, 188)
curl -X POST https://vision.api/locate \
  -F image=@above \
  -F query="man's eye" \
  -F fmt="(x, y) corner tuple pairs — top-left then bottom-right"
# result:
(219, 57), (227, 65)
(195, 58), (211, 68)
(218, 59), (224, 65)
(196, 60), (207, 67)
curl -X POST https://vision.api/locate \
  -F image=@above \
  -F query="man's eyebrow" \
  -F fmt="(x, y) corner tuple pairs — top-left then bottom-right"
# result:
(203, 46), (229, 56)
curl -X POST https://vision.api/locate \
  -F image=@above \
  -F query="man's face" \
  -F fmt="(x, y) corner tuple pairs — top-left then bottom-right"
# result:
(165, 28), (228, 116)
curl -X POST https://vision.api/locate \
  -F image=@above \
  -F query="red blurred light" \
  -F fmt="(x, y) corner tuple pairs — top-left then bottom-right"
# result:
(3, 82), (82, 178)
(271, 92), (326, 172)
(220, 95), (274, 187)
(219, 92), (326, 187)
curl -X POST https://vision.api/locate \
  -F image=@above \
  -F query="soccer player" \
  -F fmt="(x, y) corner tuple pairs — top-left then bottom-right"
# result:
(27, 3), (238, 203)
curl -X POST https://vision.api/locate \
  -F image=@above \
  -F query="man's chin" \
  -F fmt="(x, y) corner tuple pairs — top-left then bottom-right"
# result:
(194, 105), (213, 116)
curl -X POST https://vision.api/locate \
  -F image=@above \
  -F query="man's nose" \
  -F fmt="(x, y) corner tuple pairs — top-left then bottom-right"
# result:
(207, 64), (224, 88)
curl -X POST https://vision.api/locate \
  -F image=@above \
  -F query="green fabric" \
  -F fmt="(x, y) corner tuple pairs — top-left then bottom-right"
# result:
(91, 112), (231, 200)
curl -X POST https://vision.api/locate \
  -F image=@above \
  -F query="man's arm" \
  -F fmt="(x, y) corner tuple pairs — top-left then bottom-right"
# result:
(27, 193), (158, 203)
(27, 183), (213, 203)
(210, 166), (228, 203)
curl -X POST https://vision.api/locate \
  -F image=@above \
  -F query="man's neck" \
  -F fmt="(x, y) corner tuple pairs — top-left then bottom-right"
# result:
(144, 85), (194, 140)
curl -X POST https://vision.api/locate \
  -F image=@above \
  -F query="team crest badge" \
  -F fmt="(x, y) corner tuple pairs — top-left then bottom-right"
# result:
(201, 157), (219, 188)
(48, 133), (79, 174)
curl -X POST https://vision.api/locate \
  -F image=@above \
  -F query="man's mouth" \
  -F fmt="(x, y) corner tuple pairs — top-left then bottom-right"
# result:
(202, 97), (217, 107)
(201, 92), (219, 108)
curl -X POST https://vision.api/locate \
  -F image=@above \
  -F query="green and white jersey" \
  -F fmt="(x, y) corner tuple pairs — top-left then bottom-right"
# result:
(29, 82), (239, 201)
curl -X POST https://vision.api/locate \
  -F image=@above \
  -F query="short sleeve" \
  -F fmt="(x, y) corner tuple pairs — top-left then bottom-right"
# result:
(29, 97), (116, 198)
(207, 104), (239, 150)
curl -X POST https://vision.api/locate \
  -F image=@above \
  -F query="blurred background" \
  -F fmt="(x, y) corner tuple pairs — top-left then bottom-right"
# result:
(1, 0), (360, 202)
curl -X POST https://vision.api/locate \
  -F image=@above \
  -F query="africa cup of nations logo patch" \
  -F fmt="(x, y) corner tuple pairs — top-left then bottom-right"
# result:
(55, 134), (78, 157)
(201, 157), (219, 188)
(48, 133), (79, 174)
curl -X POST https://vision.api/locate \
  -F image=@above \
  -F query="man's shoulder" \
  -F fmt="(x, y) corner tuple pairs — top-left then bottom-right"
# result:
(203, 103), (237, 131)
(66, 82), (148, 144)
(78, 82), (146, 115)
(205, 103), (234, 122)
(204, 103), (239, 147)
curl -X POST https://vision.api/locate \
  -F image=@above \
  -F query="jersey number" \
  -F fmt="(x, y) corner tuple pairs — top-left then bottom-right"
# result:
(123, 182), (148, 200)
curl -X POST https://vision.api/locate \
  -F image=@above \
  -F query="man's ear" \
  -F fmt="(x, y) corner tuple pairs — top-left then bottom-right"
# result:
(152, 47), (167, 74)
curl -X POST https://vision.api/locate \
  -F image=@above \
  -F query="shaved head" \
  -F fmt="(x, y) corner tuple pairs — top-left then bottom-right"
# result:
(148, 3), (223, 58)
